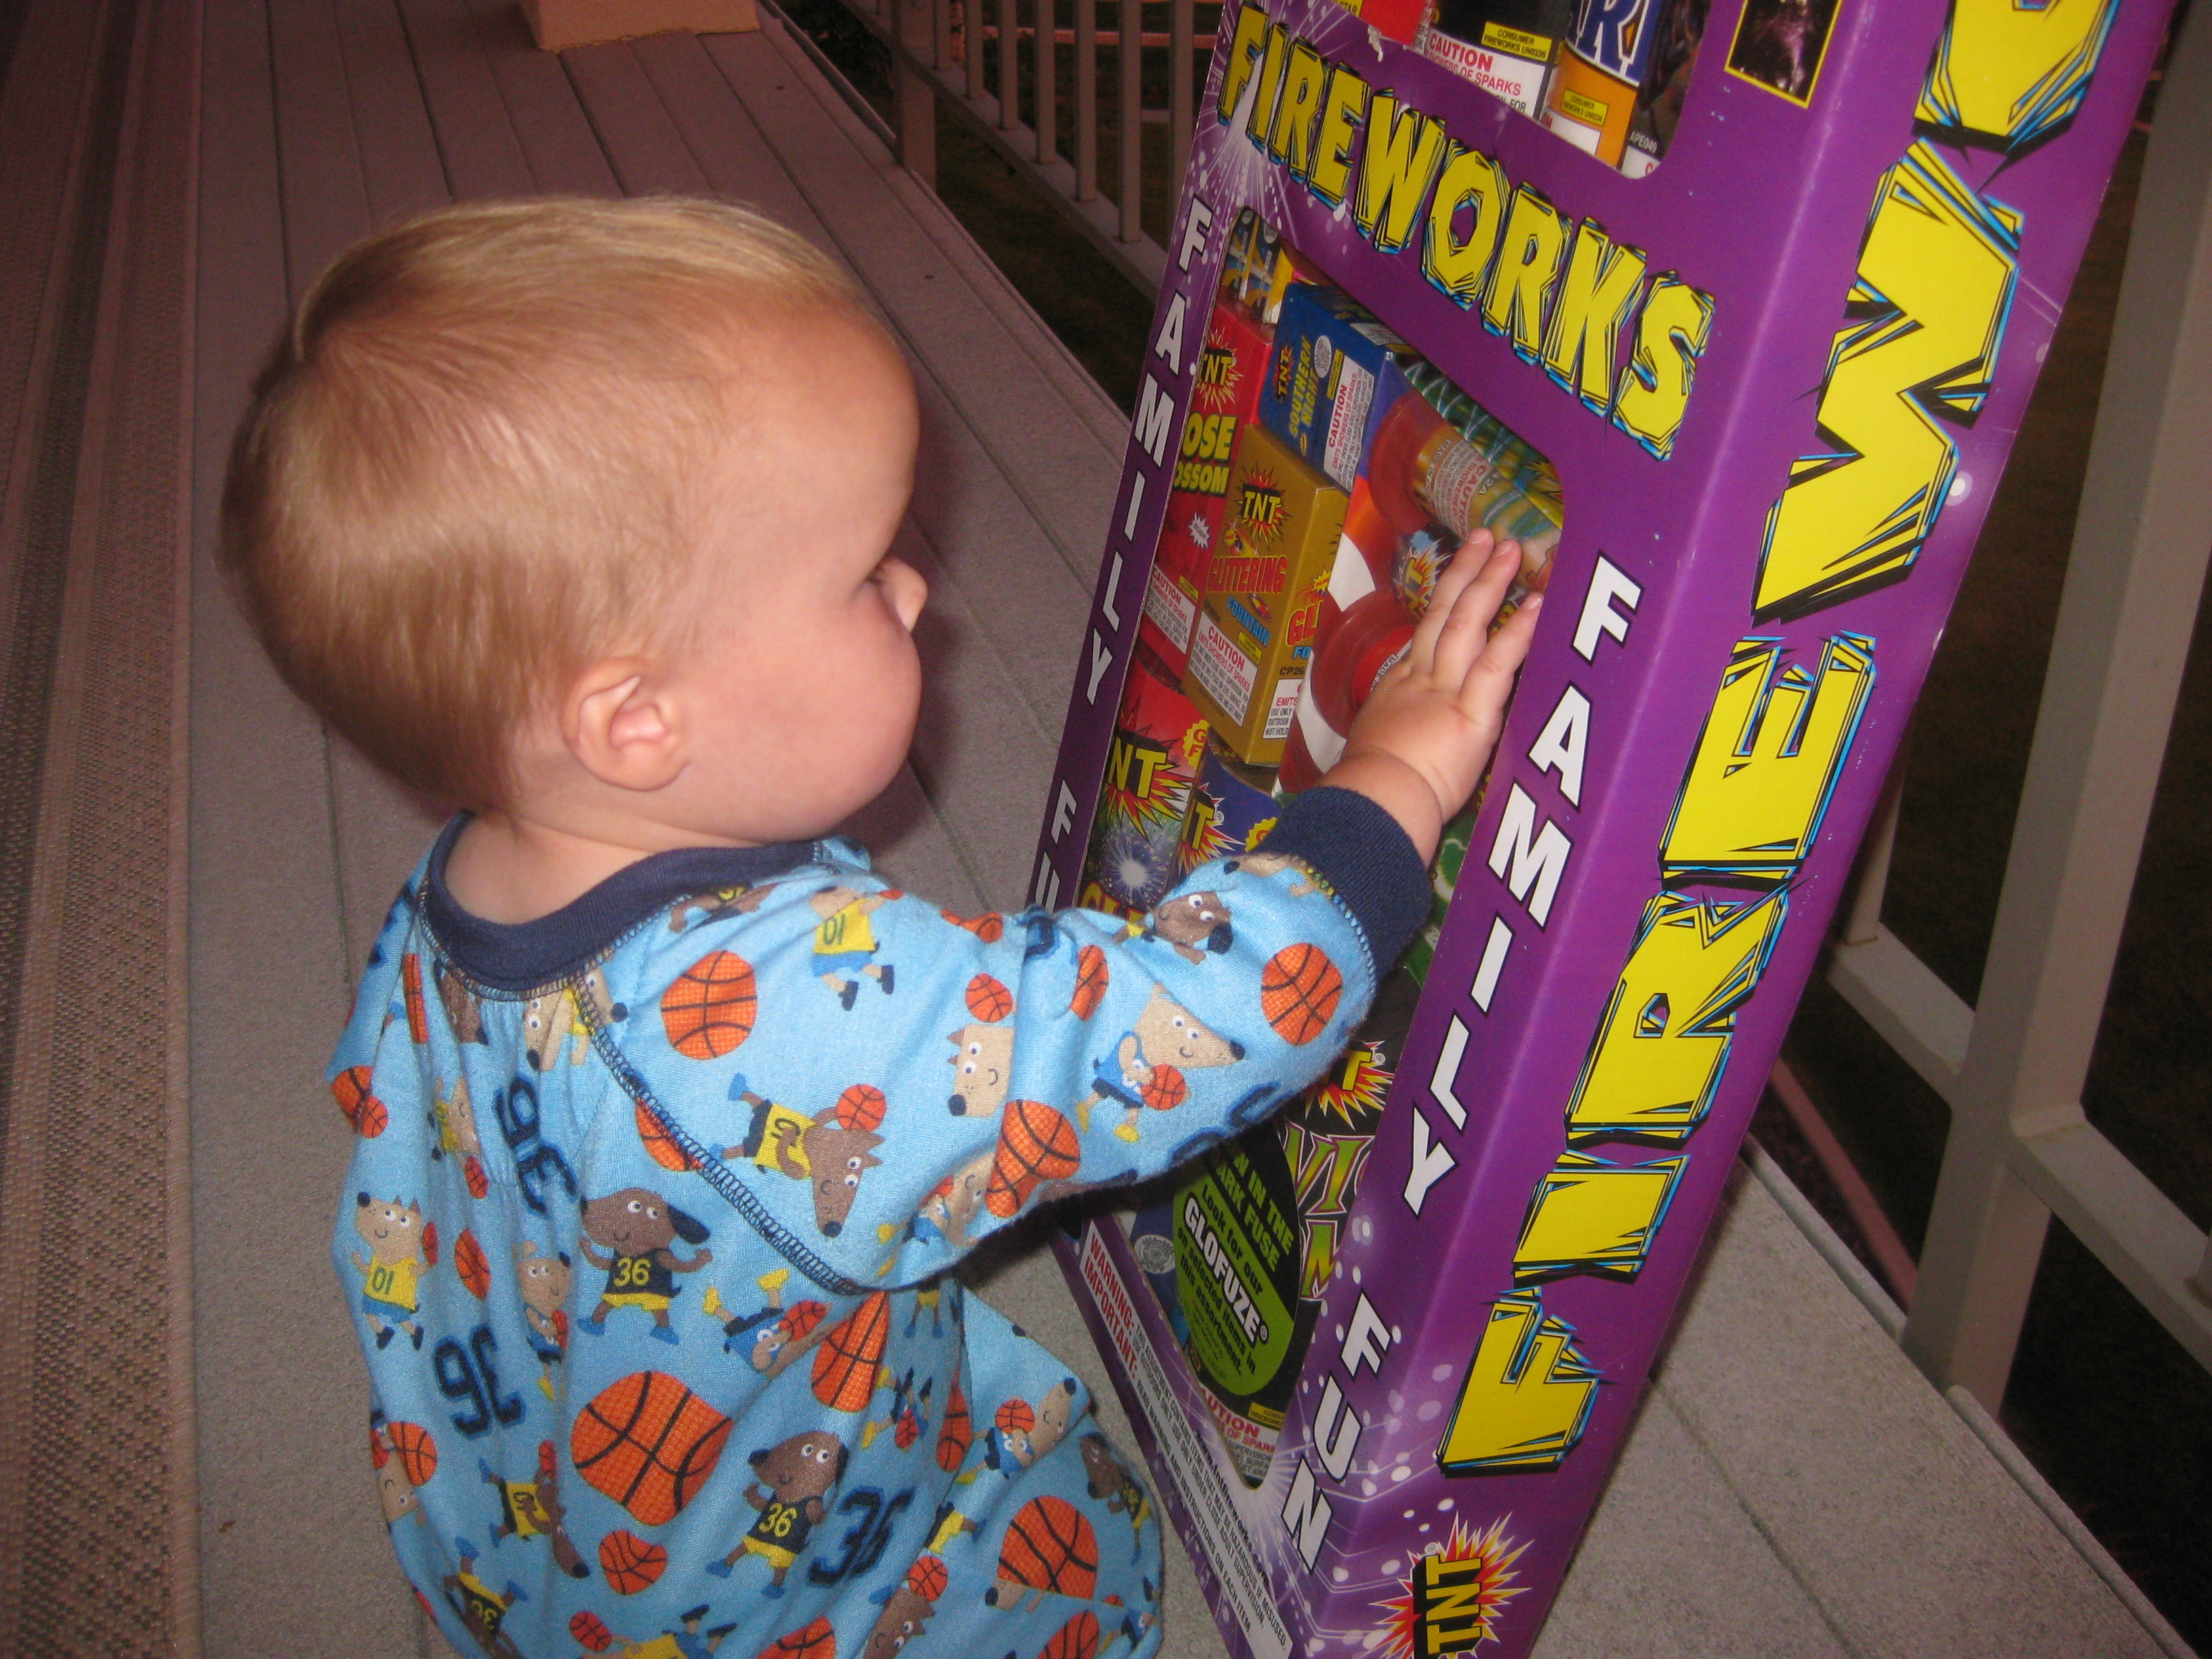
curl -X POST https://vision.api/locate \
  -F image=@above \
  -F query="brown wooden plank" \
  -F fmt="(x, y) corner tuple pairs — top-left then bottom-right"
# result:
(268, 0), (375, 291)
(628, 30), (825, 224)
(191, 0), (425, 1648)
(701, 26), (1121, 581)
(393, 0), (535, 199)
(0, 0), (101, 532)
(333, 0), (452, 224)
(560, 37), (710, 195)
(454, 0), (619, 194)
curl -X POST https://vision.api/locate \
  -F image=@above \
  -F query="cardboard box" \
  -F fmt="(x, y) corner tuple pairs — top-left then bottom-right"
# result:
(1142, 304), (1277, 674)
(521, 0), (757, 51)
(1181, 426), (1349, 766)
(1257, 283), (1420, 491)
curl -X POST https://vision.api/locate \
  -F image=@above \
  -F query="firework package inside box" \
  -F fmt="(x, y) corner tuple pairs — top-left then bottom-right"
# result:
(1027, 0), (2170, 1648)
(1142, 303), (1275, 674)
(1095, 224), (1572, 1498)
(1181, 424), (1350, 766)
(1078, 665), (1208, 918)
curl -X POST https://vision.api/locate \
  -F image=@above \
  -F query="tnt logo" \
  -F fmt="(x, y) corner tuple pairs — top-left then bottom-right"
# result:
(1193, 337), (1242, 411)
(1235, 472), (1288, 541)
(1412, 1551), (1497, 1657)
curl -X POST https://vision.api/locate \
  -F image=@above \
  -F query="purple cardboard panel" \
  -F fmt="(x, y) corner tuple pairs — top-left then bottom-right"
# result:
(1036, 0), (2171, 1652)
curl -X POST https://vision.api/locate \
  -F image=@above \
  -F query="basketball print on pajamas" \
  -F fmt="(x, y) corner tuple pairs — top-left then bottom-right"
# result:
(597, 1530), (668, 1593)
(1261, 943), (1343, 1043)
(570, 1370), (731, 1525)
(1069, 945), (1109, 1019)
(812, 1292), (892, 1411)
(937, 1377), (973, 1471)
(986, 1100), (1082, 1218)
(836, 1083), (888, 1132)
(1040, 1610), (1102, 1659)
(758, 1616), (837, 1659)
(985, 1495), (1099, 1613)
(660, 949), (757, 1059)
(454, 1229), (491, 1298)
(965, 972), (1014, 1022)
(635, 1100), (700, 1172)
(333, 1065), (386, 1136)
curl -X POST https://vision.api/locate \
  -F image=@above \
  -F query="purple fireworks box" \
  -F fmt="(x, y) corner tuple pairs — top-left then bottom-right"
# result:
(1029, 0), (2171, 1654)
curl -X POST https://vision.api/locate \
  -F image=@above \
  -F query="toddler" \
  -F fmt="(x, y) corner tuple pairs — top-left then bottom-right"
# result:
(220, 197), (1537, 1659)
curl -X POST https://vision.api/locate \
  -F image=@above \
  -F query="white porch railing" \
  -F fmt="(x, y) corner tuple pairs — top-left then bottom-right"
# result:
(783, 0), (2212, 1419)
(1824, 0), (2212, 1411)
(777, 0), (1204, 287)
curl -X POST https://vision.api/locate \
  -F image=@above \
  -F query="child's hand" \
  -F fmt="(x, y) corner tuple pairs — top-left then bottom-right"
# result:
(1320, 530), (1541, 863)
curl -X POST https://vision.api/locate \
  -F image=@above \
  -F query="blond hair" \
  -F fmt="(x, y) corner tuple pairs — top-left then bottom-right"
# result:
(220, 196), (871, 811)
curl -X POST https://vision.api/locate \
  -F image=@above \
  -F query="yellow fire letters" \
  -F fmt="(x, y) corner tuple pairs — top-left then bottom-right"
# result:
(1542, 220), (1650, 417)
(1661, 634), (1875, 883)
(1272, 39), (1329, 173)
(1355, 94), (1450, 256)
(1246, 22), (1292, 148)
(1435, 1289), (1600, 1475)
(1306, 65), (1370, 208)
(1481, 184), (1567, 362)
(1215, 2), (1273, 127)
(1612, 273), (1713, 462)
(1512, 1151), (1687, 1283)
(1918, 0), (2118, 155)
(1563, 889), (1787, 1145)
(1420, 142), (1511, 308)
(1756, 143), (2019, 619)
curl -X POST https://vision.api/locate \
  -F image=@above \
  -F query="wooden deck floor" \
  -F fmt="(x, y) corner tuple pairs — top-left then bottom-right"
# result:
(171, 4), (2191, 1658)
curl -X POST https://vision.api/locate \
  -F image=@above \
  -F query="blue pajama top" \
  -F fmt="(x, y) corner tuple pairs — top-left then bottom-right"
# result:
(331, 788), (1427, 1659)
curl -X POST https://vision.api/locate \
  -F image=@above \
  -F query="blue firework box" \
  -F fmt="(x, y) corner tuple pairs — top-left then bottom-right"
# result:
(1026, 1), (2174, 1654)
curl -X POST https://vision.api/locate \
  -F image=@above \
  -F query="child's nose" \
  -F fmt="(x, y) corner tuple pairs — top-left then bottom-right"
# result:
(883, 556), (927, 630)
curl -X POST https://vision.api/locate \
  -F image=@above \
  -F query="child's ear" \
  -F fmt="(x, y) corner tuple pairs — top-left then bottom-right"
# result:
(565, 657), (684, 791)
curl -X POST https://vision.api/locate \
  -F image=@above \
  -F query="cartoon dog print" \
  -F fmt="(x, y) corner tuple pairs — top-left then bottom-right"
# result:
(861, 1368), (933, 1452)
(606, 1605), (739, 1658)
(708, 1428), (849, 1593)
(863, 1567), (943, 1659)
(1143, 890), (1233, 964)
(700, 1266), (832, 1376)
(369, 1417), (424, 1528)
(668, 881), (773, 932)
(478, 1439), (588, 1578)
(725, 1086), (884, 1237)
(946, 1018), (1016, 1118)
(442, 1544), (527, 1659)
(576, 1188), (712, 1342)
(522, 964), (627, 1070)
(351, 1193), (430, 1351)
(983, 1378), (1078, 1475)
(811, 884), (896, 1009)
(514, 1241), (571, 1398)
(887, 1149), (995, 1260)
(1076, 985), (1246, 1142)
(1081, 1433), (1151, 1560)
(610, 1606), (739, 1658)
(438, 964), (487, 1044)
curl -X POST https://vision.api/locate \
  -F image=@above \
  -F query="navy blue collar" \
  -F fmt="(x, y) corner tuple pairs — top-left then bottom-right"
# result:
(421, 816), (821, 991)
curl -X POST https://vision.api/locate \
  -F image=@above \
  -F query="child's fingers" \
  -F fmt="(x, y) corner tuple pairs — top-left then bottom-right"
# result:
(1425, 535), (1525, 686)
(1400, 530), (1502, 678)
(1456, 590), (1542, 722)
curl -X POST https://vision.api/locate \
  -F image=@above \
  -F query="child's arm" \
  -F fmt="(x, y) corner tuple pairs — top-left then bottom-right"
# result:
(1320, 528), (1540, 865)
(601, 537), (1535, 1290)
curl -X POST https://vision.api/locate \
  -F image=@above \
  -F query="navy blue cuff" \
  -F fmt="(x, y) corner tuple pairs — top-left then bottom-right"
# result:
(1259, 787), (1431, 971)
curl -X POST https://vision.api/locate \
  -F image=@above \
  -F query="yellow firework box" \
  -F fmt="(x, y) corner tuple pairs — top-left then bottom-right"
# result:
(1181, 425), (1349, 766)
